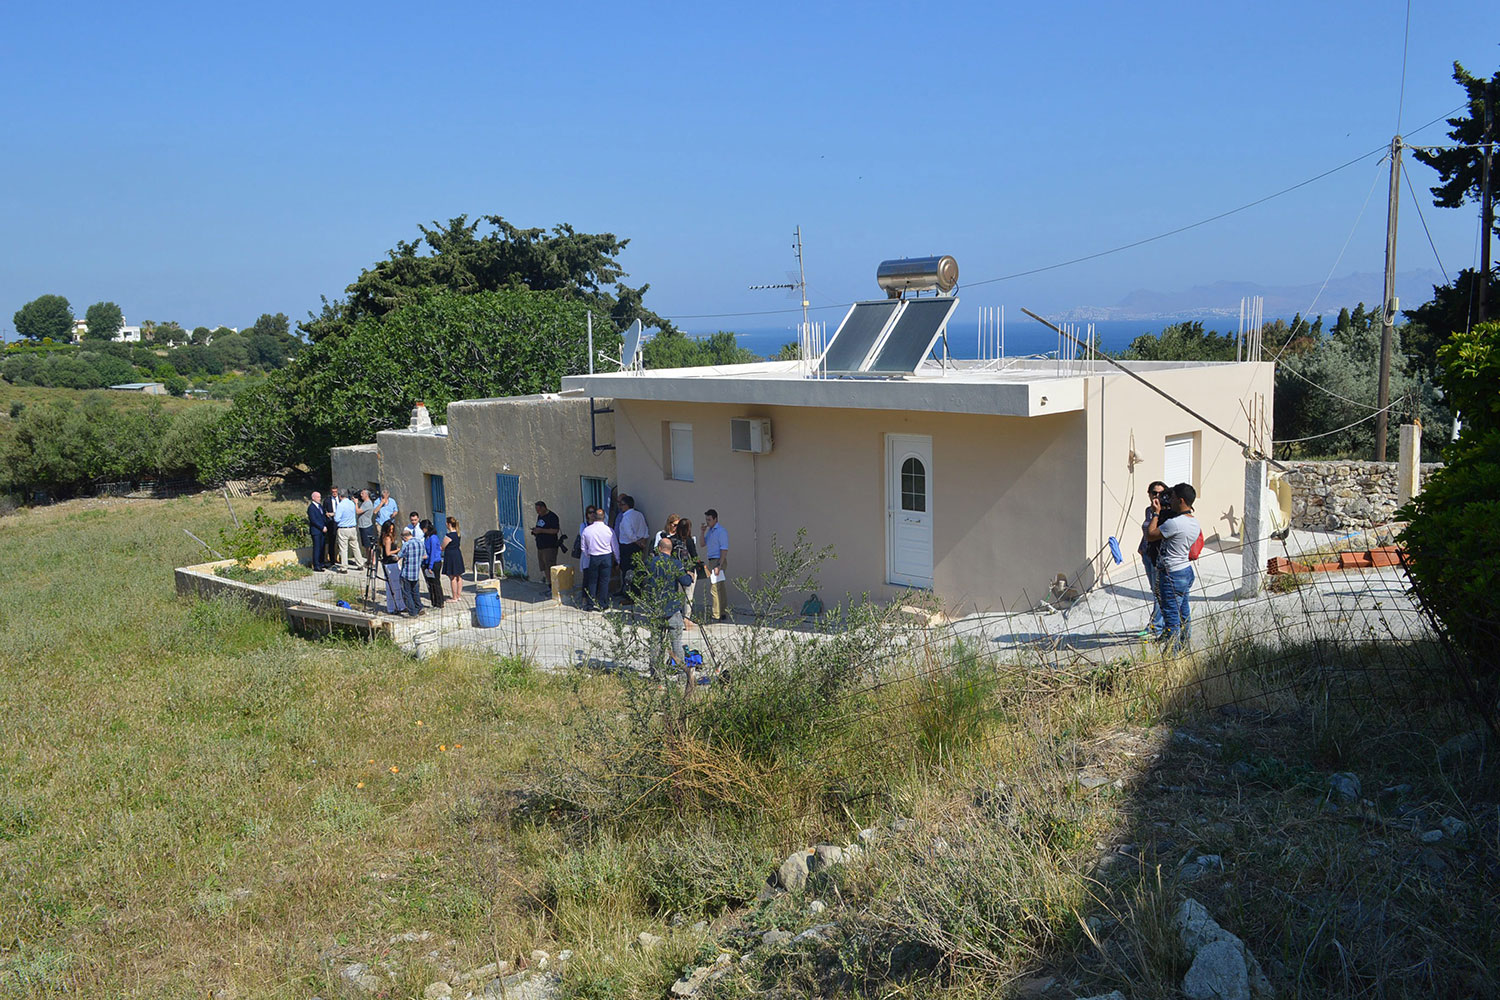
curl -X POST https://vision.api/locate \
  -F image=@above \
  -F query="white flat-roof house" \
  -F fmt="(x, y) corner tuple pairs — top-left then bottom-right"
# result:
(563, 347), (1273, 614)
(330, 260), (1272, 612)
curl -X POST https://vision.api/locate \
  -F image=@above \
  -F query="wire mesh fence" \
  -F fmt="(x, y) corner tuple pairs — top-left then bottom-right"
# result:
(176, 516), (1481, 742)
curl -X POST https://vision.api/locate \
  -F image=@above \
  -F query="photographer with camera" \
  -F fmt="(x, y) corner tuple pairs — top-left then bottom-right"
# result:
(1145, 482), (1199, 648)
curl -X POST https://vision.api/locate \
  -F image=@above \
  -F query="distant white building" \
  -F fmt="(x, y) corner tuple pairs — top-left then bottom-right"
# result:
(114, 324), (142, 344)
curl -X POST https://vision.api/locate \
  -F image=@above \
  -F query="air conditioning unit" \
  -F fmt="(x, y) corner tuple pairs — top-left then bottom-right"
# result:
(730, 417), (772, 454)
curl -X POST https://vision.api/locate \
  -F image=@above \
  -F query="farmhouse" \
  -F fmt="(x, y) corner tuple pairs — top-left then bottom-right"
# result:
(563, 352), (1272, 613)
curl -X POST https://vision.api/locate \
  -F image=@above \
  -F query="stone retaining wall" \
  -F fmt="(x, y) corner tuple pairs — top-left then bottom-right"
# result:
(1283, 460), (1443, 531)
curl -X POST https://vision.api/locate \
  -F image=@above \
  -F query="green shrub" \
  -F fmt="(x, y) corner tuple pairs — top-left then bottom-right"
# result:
(638, 826), (773, 917)
(1401, 321), (1500, 715)
(218, 506), (311, 565)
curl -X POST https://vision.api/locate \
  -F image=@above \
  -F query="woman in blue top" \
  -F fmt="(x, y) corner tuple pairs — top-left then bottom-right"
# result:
(421, 519), (446, 609)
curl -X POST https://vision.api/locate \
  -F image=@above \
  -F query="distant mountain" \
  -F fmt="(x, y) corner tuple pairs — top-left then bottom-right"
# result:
(1054, 269), (1445, 322)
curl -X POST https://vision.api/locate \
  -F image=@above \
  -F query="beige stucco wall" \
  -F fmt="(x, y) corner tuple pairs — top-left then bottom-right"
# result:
(330, 444), (380, 495)
(612, 400), (1088, 615)
(374, 428), (449, 528)
(1082, 362), (1276, 586)
(368, 396), (616, 581)
(612, 363), (1272, 611)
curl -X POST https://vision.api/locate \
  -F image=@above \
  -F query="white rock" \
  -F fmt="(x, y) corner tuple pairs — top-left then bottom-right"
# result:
(638, 932), (664, 950)
(556, 950), (573, 962)
(529, 950), (550, 970)
(857, 827), (877, 844)
(424, 982), (454, 1000)
(810, 844), (844, 870)
(808, 900), (826, 915)
(1440, 816), (1469, 839)
(777, 851), (810, 891)
(1183, 938), (1251, 1000)
(761, 929), (793, 947)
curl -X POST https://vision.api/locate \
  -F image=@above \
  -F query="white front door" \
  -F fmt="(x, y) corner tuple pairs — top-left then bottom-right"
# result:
(886, 434), (933, 588)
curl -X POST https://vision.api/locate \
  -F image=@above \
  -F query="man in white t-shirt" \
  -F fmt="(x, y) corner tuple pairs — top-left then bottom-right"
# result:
(1146, 482), (1199, 648)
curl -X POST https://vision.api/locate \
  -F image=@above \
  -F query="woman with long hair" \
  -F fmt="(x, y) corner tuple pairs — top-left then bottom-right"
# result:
(378, 521), (406, 615)
(674, 515), (701, 625)
(421, 518), (446, 609)
(441, 516), (466, 602)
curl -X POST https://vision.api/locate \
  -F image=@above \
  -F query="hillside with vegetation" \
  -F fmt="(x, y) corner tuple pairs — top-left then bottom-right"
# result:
(0, 493), (1493, 998)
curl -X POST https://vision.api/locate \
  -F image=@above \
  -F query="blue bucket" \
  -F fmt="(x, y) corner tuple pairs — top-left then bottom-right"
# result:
(474, 589), (502, 628)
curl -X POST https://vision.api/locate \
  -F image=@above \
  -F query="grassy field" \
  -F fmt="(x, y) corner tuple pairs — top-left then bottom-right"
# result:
(0, 494), (1494, 999)
(0, 383), (213, 414)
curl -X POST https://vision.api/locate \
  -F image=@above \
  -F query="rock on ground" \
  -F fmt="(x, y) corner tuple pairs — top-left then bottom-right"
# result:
(1183, 938), (1251, 1000)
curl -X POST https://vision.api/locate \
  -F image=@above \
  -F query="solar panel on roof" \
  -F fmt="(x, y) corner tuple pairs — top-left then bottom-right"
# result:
(821, 300), (901, 373)
(865, 297), (960, 373)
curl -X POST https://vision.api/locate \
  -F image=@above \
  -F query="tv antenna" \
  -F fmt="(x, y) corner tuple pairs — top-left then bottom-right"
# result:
(748, 225), (811, 332)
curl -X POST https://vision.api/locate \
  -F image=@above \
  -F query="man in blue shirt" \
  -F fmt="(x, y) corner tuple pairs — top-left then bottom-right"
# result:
(334, 490), (364, 572)
(702, 509), (730, 621)
(398, 527), (426, 616)
(374, 489), (398, 529)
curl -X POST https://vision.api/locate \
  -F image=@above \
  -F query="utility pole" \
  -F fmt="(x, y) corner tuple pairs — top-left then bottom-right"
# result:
(1480, 80), (1495, 323)
(1376, 135), (1402, 462)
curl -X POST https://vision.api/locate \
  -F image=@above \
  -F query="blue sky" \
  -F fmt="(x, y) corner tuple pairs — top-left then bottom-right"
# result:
(3, 2), (1498, 339)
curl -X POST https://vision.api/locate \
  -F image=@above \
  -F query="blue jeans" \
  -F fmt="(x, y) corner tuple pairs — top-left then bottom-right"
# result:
(583, 555), (614, 611)
(1142, 556), (1165, 631)
(1157, 565), (1194, 647)
(401, 575), (424, 616)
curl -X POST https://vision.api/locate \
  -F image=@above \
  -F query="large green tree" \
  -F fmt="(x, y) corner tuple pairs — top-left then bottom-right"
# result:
(208, 288), (617, 481)
(1412, 62), (1498, 325)
(642, 328), (758, 369)
(1411, 62), (1499, 243)
(300, 215), (672, 342)
(83, 301), (124, 341)
(1402, 268), (1500, 375)
(12, 294), (74, 341)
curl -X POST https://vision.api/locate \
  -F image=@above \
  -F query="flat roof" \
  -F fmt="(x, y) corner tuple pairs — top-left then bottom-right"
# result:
(562, 358), (1248, 418)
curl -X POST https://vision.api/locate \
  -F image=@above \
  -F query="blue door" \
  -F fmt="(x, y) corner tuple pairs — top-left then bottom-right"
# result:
(495, 473), (527, 577)
(428, 474), (446, 526)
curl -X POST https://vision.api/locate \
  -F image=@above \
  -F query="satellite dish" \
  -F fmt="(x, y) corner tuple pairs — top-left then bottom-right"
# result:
(621, 320), (643, 370)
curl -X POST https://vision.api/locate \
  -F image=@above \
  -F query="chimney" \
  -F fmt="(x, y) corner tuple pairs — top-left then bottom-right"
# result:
(409, 402), (432, 432)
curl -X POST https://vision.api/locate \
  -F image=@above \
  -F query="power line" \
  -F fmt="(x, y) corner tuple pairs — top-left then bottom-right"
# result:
(1395, 0), (1412, 134)
(1401, 160), (1451, 284)
(667, 107), (1470, 325)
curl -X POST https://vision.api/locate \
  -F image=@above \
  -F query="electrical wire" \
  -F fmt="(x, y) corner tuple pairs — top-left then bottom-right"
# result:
(1401, 161), (1451, 284)
(1272, 398), (1403, 444)
(666, 143), (1391, 321)
(1395, 0), (1412, 134)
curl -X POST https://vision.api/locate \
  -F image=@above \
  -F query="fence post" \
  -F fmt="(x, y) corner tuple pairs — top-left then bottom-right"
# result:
(1240, 458), (1269, 598)
(1397, 421), (1422, 506)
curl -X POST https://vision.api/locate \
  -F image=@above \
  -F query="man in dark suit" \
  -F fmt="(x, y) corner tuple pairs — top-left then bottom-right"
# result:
(308, 491), (329, 571)
(323, 487), (340, 568)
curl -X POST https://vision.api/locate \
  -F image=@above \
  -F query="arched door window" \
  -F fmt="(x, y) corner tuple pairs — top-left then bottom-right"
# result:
(900, 456), (926, 512)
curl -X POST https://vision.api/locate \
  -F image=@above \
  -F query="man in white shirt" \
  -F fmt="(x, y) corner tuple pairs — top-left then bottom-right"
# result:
(580, 509), (619, 611)
(702, 508), (730, 621)
(333, 490), (365, 572)
(614, 493), (649, 600)
(1145, 483), (1199, 648)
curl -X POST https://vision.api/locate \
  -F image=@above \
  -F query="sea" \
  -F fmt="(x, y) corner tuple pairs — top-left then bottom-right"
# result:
(679, 315), (1252, 360)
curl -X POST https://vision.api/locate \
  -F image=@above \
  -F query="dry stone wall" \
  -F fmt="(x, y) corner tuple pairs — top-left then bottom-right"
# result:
(1284, 460), (1442, 531)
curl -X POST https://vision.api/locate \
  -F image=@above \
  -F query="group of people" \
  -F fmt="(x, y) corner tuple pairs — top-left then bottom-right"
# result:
(563, 494), (730, 626)
(306, 487), (466, 618)
(1137, 479), (1200, 647)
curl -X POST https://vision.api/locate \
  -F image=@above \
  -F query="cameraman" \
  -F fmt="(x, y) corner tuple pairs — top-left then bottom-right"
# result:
(1146, 482), (1198, 648)
(1137, 481), (1168, 636)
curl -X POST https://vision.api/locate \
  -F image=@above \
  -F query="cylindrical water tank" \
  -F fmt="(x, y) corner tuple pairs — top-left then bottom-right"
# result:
(876, 256), (959, 298)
